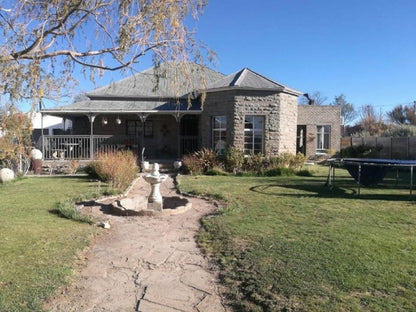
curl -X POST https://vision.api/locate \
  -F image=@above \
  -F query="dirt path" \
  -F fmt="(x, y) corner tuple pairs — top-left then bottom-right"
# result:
(46, 175), (229, 312)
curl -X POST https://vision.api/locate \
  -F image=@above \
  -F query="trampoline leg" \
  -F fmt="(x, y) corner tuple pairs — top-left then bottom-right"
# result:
(332, 164), (335, 189)
(325, 164), (332, 187)
(396, 168), (399, 187)
(358, 164), (361, 196)
(411, 166), (413, 197)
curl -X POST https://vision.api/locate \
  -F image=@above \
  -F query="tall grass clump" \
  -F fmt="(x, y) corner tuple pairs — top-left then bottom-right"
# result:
(182, 148), (218, 174)
(52, 199), (96, 224)
(87, 151), (138, 191)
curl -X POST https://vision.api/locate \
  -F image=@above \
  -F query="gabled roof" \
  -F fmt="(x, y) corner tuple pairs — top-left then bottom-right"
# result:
(87, 62), (225, 99)
(206, 68), (302, 95)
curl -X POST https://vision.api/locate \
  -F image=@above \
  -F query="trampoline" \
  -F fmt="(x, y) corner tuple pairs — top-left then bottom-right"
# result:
(326, 158), (416, 195)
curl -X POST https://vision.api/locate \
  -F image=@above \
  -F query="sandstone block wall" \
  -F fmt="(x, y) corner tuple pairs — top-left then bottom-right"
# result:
(201, 90), (298, 156)
(278, 93), (298, 154)
(200, 91), (235, 149)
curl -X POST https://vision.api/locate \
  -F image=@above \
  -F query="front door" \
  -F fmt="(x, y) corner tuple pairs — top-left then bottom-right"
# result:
(296, 125), (306, 155)
(180, 115), (199, 155)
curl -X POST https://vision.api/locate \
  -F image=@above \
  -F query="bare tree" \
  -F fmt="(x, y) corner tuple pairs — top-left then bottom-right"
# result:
(359, 104), (388, 136)
(299, 91), (327, 105)
(0, 0), (211, 107)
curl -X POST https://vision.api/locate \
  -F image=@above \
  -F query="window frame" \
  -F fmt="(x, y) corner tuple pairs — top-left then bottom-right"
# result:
(316, 125), (331, 153)
(244, 115), (265, 155)
(126, 120), (141, 136)
(212, 115), (227, 155)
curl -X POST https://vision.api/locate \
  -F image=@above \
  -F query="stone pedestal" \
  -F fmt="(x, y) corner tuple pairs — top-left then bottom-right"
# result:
(147, 201), (163, 211)
(143, 163), (167, 212)
(147, 180), (164, 211)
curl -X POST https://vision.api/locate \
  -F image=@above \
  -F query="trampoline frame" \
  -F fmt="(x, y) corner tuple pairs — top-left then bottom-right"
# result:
(326, 158), (416, 196)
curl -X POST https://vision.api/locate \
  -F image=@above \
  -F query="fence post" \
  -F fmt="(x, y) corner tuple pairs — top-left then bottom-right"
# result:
(41, 113), (44, 158)
(390, 137), (393, 159)
(408, 136), (410, 159)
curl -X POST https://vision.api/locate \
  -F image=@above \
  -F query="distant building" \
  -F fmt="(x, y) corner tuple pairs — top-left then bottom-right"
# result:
(31, 112), (72, 147)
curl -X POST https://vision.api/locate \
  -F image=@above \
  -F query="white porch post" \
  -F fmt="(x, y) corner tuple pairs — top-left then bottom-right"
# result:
(88, 114), (96, 160)
(138, 113), (148, 159)
(174, 114), (183, 158)
(41, 112), (44, 157)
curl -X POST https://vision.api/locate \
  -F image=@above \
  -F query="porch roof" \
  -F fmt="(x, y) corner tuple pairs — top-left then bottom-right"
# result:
(42, 99), (202, 117)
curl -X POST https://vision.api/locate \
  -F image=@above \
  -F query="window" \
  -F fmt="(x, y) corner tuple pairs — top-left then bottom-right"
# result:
(126, 120), (141, 136)
(144, 121), (153, 137)
(126, 120), (152, 137)
(244, 115), (264, 155)
(316, 125), (330, 153)
(212, 116), (226, 155)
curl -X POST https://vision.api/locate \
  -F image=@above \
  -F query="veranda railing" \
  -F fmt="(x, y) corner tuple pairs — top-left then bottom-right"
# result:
(41, 135), (141, 160)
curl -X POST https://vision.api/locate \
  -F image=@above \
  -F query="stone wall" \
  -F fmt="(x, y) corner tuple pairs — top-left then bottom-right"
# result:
(278, 92), (298, 154)
(297, 105), (342, 157)
(200, 89), (298, 156)
(200, 91), (235, 149)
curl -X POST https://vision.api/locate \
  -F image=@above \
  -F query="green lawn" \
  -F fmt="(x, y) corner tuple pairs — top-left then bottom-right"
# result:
(0, 177), (103, 312)
(179, 166), (416, 312)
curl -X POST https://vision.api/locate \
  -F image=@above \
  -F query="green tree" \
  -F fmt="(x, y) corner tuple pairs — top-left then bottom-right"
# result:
(0, 0), (210, 106)
(387, 103), (416, 125)
(330, 94), (356, 125)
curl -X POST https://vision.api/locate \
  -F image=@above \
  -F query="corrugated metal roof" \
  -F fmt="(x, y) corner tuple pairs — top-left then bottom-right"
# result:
(206, 68), (302, 95)
(41, 64), (303, 116)
(88, 62), (225, 99)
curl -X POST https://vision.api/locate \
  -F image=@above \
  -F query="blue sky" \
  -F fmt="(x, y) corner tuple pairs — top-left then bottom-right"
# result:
(74, 0), (416, 120)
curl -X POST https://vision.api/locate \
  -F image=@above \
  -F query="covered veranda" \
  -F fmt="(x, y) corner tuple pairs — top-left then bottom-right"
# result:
(39, 102), (201, 161)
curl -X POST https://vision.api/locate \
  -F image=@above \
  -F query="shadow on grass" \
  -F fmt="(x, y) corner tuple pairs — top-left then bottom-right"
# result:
(249, 177), (416, 202)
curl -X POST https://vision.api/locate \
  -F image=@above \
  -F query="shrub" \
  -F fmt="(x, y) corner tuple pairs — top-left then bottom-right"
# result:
(243, 152), (264, 174)
(195, 148), (218, 172)
(383, 125), (416, 137)
(205, 166), (229, 176)
(182, 148), (218, 174)
(87, 151), (138, 191)
(225, 147), (244, 173)
(263, 167), (295, 176)
(296, 169), (313, 177)
(277, 152), (306, 169)
(182, 153), (203, 175)
(340, 144), (381, 158)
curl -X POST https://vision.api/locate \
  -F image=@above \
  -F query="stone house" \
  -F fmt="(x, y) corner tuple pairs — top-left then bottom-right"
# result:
(40, 63), (341, 160)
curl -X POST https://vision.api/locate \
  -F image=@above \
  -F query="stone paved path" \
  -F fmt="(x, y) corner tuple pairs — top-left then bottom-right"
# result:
(46, 175), (229, 312)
